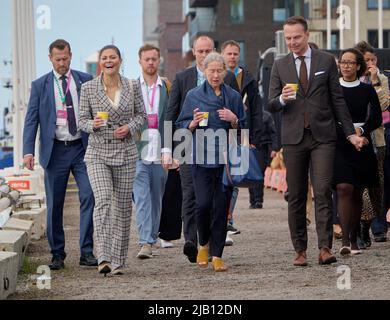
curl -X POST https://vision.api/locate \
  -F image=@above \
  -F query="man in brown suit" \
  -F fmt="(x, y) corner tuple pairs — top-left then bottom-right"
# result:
(268, 16), (366, 266)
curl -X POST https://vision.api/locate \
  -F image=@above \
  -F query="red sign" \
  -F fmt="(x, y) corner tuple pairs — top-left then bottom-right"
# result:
(8, 180), (31, 190)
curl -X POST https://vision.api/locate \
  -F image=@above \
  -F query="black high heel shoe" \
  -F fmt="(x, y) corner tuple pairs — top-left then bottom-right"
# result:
(98, 262), (111, 277)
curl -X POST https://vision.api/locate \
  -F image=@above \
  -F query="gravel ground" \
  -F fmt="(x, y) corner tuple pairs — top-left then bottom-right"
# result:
(9, 188), (390, 300)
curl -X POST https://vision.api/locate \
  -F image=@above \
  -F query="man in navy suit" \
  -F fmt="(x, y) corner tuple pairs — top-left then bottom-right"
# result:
(23, 39), (97, 270)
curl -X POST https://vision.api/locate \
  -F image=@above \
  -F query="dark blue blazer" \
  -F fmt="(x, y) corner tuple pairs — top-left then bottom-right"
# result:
(23, 70), (93, 169)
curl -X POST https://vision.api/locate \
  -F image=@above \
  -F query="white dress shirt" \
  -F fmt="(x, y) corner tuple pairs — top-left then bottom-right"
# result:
(280, 46), (312, 106)
(53, 69), (81, 141)
(140, 74), (163, 162)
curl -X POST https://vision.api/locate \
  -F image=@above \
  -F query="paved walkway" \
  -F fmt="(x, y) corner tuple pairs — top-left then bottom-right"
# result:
(10, 187), (390, 300)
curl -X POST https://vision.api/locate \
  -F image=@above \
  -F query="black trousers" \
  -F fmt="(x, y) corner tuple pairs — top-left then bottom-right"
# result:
(283, 129), (335, 252)
(384, 128), (390, 212)
(179, 164), (197, 245)
(159, 170), (182, 241)
(192, 165), (229, 258)
(249, 145), (270, 205)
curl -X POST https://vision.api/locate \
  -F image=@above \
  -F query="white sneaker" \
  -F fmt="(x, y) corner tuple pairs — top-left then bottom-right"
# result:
(160, 239), (174, 248)
(225, 235), (234, 246)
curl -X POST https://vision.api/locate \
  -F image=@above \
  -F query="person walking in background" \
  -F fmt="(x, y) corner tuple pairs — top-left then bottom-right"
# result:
(268, 16), (365, 266)
(163, 35), (239, 263)
(355, 41), (390, 245)
(335, 48), (382, 256)
(133, 44), (170, 259)
(79, 45), (147, 276)
(250, 110), (279, 209)
(158, 79), (183, 249)
(221, 40), (263, 245)
(23, 39), (96, 271)
(176, 52), (246, 272)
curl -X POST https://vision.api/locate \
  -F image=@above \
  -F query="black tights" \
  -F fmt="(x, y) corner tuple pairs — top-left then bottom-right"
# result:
(336, 183), (363, 250)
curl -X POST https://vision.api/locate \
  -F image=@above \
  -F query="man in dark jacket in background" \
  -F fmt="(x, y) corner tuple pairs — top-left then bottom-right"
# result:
(249, 110), (279, 209)
(221, 40), (263, 243)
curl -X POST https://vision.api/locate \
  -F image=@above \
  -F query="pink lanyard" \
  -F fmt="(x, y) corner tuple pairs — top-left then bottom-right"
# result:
(146, 82), (157, 113)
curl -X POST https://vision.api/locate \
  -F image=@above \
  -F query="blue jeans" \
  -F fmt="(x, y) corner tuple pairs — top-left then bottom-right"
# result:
(133, 161), (168, 245)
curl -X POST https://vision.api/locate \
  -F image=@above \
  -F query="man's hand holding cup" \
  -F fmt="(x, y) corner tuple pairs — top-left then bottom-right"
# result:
(282, 83), (299, 103)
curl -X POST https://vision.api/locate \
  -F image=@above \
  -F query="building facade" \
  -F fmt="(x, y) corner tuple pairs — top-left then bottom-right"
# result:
(182, 0), (304, 74)
(143, 0), (159, 47)
(146, 0), (390, 80)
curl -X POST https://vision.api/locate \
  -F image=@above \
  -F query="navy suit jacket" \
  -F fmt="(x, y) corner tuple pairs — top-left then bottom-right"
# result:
(23, 70), (93, 169)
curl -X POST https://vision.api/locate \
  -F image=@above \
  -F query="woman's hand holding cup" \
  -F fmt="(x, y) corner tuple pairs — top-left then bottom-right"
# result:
(93, 115), (105, 129)
(94, 111), (109, 129)
(189, 108), (204, 131)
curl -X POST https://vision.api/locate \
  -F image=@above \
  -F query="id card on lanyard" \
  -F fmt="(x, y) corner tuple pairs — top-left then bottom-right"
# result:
(146, 82), (159, 129)
(55, 73), (72, 126)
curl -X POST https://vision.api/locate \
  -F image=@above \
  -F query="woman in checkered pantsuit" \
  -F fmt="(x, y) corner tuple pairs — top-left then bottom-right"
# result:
(79, 45), (147, 275)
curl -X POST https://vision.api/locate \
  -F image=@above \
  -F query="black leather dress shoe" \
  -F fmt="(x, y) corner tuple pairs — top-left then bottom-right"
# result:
(80, 253), (98, 266)
(183, 241), (198, 263)
(49, 256), (65, 270)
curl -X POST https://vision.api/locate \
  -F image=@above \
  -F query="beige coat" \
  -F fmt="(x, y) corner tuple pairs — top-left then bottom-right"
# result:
(79, 75), (147, 166)
(372, 72), (390, 147)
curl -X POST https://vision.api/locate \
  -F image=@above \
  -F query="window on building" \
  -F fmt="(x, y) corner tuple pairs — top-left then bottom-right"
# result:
(273, 0), (301, 22)
(368, 30), (390, 48)
(367, 0), (390, 9)
(304, 0), (338, 19)
(238, 41), (245, 66)
(331, 31), (339, 50)
(231, 0), (244, 24)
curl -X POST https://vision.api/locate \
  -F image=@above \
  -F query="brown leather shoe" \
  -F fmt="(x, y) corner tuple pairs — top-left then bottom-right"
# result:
(318, 247), (337, 265)
(293, 251), (308, 266)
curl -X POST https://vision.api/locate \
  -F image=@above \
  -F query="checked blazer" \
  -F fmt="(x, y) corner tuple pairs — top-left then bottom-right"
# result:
(79, 75), (147, 166)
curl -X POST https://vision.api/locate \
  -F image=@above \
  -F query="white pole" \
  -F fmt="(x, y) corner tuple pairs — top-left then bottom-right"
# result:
(339, 0), (344, 50)
(355, 0), (359, 45)
(379, 0), (383, 48)
(11, 0), (36, 172)
(327, 0), (331, 49)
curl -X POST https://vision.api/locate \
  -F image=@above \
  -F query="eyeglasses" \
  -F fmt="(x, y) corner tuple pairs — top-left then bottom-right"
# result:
(339, 61), (357, 67)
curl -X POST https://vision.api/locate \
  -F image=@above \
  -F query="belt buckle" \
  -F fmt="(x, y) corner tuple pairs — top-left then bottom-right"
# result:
(64, 141), (70, 146)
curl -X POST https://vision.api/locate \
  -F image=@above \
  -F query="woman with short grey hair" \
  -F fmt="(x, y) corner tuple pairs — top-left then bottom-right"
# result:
(176, 52), (246, 272)
(203, 52), (226, 70)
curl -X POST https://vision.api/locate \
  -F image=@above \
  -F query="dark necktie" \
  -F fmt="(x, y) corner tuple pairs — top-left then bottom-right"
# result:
(298, 56), (310, 128)
(60, 75), (78, 136)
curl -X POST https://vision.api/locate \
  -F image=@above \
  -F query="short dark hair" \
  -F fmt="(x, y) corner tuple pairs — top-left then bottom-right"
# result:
(99, 45), (122, 60)
(192, 35), (214, 49)
(221, 40), (241, 52)
(49, 39), (71, 54)
(355, 41), (375, 55)
(284, 16), (308, 32)
(138, 44), (160, 58)
(339, 48), (367, 78)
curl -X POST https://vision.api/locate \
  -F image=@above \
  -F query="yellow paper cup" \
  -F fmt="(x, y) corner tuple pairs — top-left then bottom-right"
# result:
(286, 83), (298, 100)
(199, 112), (209, 127)
(97, 112), (109, 126)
